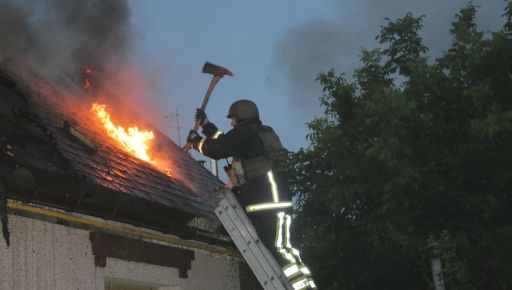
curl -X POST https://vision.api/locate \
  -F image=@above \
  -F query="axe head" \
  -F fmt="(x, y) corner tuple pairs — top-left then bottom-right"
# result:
(202, 62), (234, 78)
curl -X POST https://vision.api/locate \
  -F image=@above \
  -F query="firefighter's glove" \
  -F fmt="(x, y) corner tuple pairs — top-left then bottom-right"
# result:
(187, 130), (202, 145)
(195, 109), (209, 127)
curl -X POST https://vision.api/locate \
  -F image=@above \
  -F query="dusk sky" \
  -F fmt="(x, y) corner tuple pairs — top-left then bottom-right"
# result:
(1, 0), (504, 181)
(127, 0), (505, 156)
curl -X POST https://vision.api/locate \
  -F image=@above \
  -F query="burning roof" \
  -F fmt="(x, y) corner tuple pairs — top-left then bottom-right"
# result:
(0, 68), (225, 243)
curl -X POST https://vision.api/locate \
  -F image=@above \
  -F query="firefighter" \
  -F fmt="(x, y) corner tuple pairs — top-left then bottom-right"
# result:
(187, 99), (317, 289)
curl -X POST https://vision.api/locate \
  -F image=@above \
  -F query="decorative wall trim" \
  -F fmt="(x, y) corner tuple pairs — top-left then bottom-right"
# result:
(7, 199), (235, 256)
(90, 231), (194, 278)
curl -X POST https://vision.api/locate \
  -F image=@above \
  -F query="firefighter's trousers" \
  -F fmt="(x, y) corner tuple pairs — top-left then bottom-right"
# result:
(248, 210), (317, 290)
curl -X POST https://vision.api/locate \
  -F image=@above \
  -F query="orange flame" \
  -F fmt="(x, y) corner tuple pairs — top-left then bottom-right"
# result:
(83, 66), (93, 92)
(91, 102), (155, 163)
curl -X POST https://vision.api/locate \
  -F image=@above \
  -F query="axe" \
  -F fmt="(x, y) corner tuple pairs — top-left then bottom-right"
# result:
(183, 62), (233, 152)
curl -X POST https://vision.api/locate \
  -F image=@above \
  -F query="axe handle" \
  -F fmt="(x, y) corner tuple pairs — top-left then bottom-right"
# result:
(198, 76), (221, 116)
(183, 75), (221, 152)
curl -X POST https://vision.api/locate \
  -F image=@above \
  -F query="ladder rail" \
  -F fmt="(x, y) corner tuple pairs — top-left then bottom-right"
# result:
(218, 199), (282, 289)
(220, 197), (287, 284)
(215, 189), (294, 290)
(222, 190), (289, 281)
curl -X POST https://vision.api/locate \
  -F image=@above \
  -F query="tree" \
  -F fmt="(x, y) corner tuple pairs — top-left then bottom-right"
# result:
(290, 3), (512, 290)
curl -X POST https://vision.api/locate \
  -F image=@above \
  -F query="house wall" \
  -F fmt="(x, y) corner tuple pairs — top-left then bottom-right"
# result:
(0, 214), (240, 290)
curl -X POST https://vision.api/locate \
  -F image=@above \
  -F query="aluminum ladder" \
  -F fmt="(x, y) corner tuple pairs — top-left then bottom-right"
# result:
(215, 188), (294, 290)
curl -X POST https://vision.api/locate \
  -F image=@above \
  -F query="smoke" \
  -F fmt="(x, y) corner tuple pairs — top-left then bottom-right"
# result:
(0, 0), (132, 88)
(0, 0), (210, 194)
(274, 0), (506, 111)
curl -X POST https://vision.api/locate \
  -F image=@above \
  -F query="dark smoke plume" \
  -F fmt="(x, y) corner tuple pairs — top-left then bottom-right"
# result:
(0, 0), (132, 88)
(274, 0), (505, 111)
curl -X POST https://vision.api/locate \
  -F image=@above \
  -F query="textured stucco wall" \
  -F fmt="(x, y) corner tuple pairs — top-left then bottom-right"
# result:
(0, 214), (240, 290)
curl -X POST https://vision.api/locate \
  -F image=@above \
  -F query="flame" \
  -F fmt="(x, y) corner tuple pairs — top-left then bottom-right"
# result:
(83, 66), (93, 92)
(83, 66), (175, 177)
(91, 102), (155, 163)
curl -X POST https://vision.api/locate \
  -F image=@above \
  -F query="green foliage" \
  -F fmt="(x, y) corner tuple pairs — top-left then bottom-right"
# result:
(378, 12), (428, 76)
(503, 0), (512, 36)
(289, 3), (512, 290)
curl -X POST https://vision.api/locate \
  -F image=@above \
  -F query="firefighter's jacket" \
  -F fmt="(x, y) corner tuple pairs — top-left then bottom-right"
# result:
(196, 119), (291, 212)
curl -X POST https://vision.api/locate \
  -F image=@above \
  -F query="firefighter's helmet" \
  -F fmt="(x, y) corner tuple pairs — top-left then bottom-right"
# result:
(226, 99), (260, 120)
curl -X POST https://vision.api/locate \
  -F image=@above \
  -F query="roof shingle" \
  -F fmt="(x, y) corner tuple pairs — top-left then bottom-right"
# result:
(0, 68), (225, 239)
